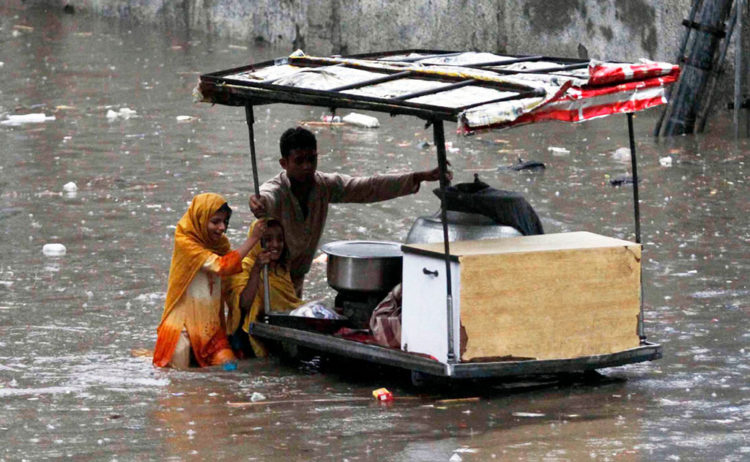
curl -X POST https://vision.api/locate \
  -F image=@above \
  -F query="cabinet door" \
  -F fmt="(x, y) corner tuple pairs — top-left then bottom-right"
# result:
(401, 253), (460, 363)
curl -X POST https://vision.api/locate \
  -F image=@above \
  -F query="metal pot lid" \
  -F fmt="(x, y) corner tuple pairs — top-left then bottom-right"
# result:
(320, 240), (402, 258)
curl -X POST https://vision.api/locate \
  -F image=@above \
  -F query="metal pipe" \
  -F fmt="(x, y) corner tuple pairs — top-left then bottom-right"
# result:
(627, 113), (646, 341)
(654, 0), (703, 136)
(465, 55), (545, 68)
(696, 3), (738, 132)
(734, 0), (744, 137)
(328, 70), (412, 92)
(245, 105), (271, 315)
(395, 79), (475, 101)
(627, 114), (642, 245)
(431, 120), (456, 364)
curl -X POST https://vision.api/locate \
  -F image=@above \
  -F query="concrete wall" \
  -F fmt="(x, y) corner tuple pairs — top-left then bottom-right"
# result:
(53, 0), (691, 63)
(29, 0), (748, 112)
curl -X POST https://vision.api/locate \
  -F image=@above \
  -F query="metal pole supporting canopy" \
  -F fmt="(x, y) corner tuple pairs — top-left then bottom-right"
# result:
(431, 119), (457, 364)
(627, 113), (646, 342)
(244, 105), (271, 315)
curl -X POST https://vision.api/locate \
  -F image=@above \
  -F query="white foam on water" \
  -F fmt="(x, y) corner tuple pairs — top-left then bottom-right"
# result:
(0, 386), (80, 397)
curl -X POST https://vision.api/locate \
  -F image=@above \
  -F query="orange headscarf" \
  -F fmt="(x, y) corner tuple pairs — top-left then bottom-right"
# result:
(159, 193), (231, 326)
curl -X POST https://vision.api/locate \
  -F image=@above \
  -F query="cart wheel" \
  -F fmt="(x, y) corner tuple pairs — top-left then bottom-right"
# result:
(280, 342), (299, 359)
(410, 370), (427, 388)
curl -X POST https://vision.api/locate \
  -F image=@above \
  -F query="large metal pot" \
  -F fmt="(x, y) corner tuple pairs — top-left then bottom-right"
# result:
(405, 210), (522, 244)
(321, 240), (403, 293)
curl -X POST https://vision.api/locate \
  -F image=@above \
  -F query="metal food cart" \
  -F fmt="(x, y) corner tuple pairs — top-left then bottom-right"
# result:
(196, 49), (679, 381)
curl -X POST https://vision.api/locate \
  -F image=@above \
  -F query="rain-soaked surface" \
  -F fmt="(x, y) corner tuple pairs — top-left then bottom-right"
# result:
(1, 5), (748, 461)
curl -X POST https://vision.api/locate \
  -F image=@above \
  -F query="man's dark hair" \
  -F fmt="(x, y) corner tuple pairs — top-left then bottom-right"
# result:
(279, 126), (317, 158)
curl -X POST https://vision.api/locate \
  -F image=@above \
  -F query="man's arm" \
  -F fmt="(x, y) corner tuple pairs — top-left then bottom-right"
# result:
(327, 166), (451, 203)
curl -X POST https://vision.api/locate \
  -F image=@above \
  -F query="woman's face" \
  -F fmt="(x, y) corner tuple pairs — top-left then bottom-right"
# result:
(206, 210), (229, 244)
(263, 225), (285, 261)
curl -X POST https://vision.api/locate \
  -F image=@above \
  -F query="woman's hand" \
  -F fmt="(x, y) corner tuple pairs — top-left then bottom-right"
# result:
(250, 219), (267, 241)
(236, 219), (267, 260)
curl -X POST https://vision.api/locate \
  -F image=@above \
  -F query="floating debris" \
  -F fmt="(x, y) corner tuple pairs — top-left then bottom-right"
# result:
(106, 108), (137, 120)
(659, 156), (673, 167)
(372, 388), (393, 402)
(250, 392), (266, 402)
(547, 146), (570, 155)
(500, 157), (546, 172)
(609, 175), (639, 186)
(62, 182), (78, 193)
(1, 113), (56, 126)
(512, 412), (546, 418)
(444, 141), (459, 153)
(42, 243), (66, 257)
(342, 112), (380, 128)
(611, 147), (631, 162)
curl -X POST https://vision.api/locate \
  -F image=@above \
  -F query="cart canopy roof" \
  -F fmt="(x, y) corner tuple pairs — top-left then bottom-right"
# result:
(197, 49), (679, 133)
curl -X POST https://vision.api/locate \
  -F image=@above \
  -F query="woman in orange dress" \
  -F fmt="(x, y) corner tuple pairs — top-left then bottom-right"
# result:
(153, 193), (266, 369)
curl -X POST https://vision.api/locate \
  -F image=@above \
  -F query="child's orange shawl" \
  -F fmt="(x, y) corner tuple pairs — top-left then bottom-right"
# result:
(153, 193), (241, 367)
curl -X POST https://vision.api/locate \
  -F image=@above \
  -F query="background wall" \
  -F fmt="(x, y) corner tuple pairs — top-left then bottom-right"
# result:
(16, 0), (748, 109)
(38, 0), (688, 61)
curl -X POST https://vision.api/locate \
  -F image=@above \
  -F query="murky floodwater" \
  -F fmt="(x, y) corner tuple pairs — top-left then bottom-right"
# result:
(1, 5), (748, 461)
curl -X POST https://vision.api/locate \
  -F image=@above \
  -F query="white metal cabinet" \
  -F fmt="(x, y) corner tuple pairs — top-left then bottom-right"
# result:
(401, 252), (461, 364)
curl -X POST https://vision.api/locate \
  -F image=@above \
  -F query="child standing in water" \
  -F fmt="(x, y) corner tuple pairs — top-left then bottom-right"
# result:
(153, 193), (266, 369)
(226, 219), (303, 358)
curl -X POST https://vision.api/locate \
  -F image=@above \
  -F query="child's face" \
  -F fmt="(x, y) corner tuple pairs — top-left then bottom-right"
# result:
(263, 225), (285, 262)
(206, 210), (229, 244)
(280, 148), (317, 185)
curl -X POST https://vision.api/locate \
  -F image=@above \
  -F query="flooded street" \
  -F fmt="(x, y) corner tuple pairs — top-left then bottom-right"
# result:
(1, 5), (748, 461)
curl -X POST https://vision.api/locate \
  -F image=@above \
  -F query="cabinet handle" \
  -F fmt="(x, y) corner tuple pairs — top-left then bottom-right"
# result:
(422, 267), (439, 277)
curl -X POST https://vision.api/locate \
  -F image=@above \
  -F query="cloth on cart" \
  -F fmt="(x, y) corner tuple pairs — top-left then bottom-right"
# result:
(433, 175), (544, 236)
(369, 283), (402, 349)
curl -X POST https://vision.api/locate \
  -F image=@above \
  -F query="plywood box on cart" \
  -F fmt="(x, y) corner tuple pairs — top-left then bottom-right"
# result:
(401, 232), (642, 363)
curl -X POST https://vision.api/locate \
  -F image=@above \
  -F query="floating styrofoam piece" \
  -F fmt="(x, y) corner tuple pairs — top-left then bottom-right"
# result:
(42, 243), (66, 257)
(1, 113), (56, 126)
(548, 146), (570, 155)
(342, 112), (380, 128)
(250, 392), (266, 402)
(659, 156), (673, 167)
(176, 115), (196, 122)
(118, 108), (136, 118)
(62, 182), (78, 192)
(106, 108), (137, 120)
